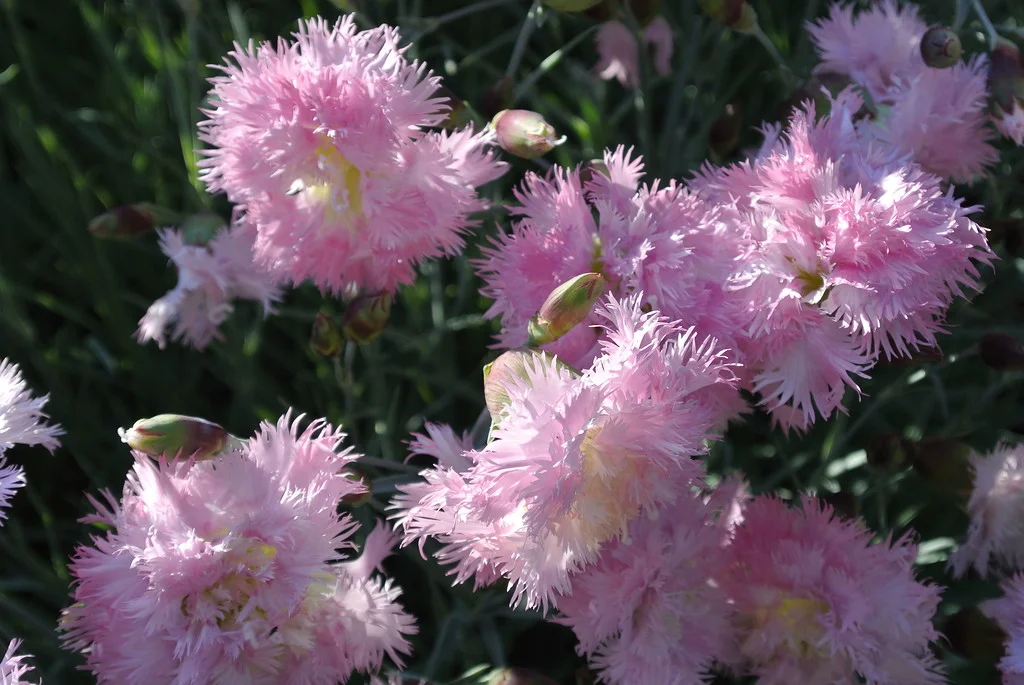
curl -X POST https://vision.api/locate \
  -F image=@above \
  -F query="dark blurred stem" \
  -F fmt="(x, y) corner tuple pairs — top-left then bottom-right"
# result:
(973, 0), (998, 50)
(506, 0), (543, 78)
(436, 0), (518, 27)
(619, 3), (655, 166)
(751, 25), (795, 87)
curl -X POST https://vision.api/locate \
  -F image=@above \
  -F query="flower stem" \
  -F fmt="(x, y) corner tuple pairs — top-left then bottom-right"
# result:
(972, 0), (999, 50)
(751, 25), (795, 86)
(506, 0), (543, 79)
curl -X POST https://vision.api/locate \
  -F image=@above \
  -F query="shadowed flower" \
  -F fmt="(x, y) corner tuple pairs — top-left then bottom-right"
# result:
(593, 18), (674, 88)
(61, 412), (416, 685)
(198, 16), (505, 295)
(717, 495), (944, 684)
(137, 226), (281, 349)
(0, 640), (38, 684)
(392, 295), (738, 610)
(951, 443), (1024, 577)
(982, 574), (1024, 683)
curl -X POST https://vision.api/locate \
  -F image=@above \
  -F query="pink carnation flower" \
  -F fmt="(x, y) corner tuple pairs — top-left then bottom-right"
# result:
(982, 574), (1024, 683)
(593, 18), (674, 88)
(556, 481), (745, 685)
(950, 443), (1024, 577)
(717, 496), (944, 684)
(393, 295), (737, 610)
(0, 640), (37, 684)
(137, 226), (281, 350)
(697, 90), (992, 429)
(477, 146), (746, 380)
(61, 413), (416, 685)
(995, 100), (1024, 145)
(0, 459), (25, 525)
(199, 16), (505, 295)
(809, 2), (997, 181)
(0, 358), (62, 454)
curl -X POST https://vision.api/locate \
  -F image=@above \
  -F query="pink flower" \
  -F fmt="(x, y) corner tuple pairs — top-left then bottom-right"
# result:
(477, 146), (746, 381)
(809, 2), (997, 181)
(556, 485), (740, 684)
(950, 443), (1024, 577)
(137, 226), (281, 350)
(0, 640), (37, 684)
(717, 496), (944, 684)
(0, 459), (25, 525)
(0, 358), (62, 454)
(995, 100), (1024, 145)
(61, 412), (416, 685)
(982, 574), (1024, 682)
(593, 18), (674, 88)
(697, 90), (993, 429)
(198, 16), (505, 295)
(392, 295), (737, 610)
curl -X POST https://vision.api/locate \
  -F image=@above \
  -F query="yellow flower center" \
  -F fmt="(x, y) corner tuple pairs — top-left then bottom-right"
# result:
(569, 425), (644, 551)
(181, 540), (278, 630)
(290, 137), (364, 225)
(744, 594), (831, 661)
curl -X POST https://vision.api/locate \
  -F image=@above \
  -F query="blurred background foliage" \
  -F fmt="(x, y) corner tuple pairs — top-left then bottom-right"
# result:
(4, 0), (1024, 682)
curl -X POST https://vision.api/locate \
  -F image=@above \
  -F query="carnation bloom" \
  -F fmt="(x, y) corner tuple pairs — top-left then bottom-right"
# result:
(995, 101), (1024, 145)
(593, 18), (673, 88)
(982, 574), (1024, 683)
(477, 145), (745, 379)
(697, 89), (992, 429)
(393, 295), (737, 610)
(198, 16), (505, 295)
(0, 640), (37, 684)
(137, 226), (281, 349)
(61, 413), (416, 685)
(808, 1), (997, 181)
(555, 480), (747, 685)
(950, 443), (1024, 577)
(717, 496), (944, 684)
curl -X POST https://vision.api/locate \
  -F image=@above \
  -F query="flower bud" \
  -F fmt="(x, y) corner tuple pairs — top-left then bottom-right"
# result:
(920, 26), (962, 69)
(579, 159), (610, 185)
(866, 432), (910, 471)
(988, 38), (1024, 145)
(434, 85), (467, 130)
(821, 490), (860, 519)
(488, 667), (560, 685)
(709, 102), (742, 161)
(484, 348), (581, 420)
(527, 272), (605, 346)
(179, 212), (224, 246)
(542, 0), (603, 11)
(119, 414), (229, 461)
(944, 606), (1006, 663)
(340, 465), (372, 507)
(908, 437), (973, 500)
(698, 0), (758, 33)
(980, 331), (1024, 371)
(491, 109), (564, 160)
(341, 292), (392, 344)
(482, 76), (515, 120)
(310, 312), (344, 358)
(88, 203), (179, 239)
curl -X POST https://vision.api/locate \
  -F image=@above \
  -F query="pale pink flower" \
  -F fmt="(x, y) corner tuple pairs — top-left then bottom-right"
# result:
(61, 412), (416, 685)
(393, 295), (737, 610)
(951, 443), (1024, 577)
(0, 358), (62, 454)
(199, 16), (505, 295)
(593, 19), (673, 88)
(697, 90), (992, 429)
(995, 100), (1024, 145)
(0, 459), (25, 525)
(137, 226), (281, 350)
(408, 422), (473, 471)
(556, 487), (736, 685)
(477, 145), (747, 386)
(982, 574), (1024, 682)
(718, 495), (944, 684)
(0, 640), (37, 684)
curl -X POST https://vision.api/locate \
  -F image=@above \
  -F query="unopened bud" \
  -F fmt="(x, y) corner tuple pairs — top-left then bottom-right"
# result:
(579, 159), (610, 185)
(310, 312), (344, 358)
(340, 465), (372, 507)
(980, 331), (1024, 371)
(491, 109), (564, 160)
(821, 490), (860, 519)
(908, 437), (973, 500)
(484, 348), (581, 420)
(920, 26), (962, 68)
(542, 0), (603, 11)
(179, 212), (224, 246)
(709, 102), (742, 161)
(698, 0), (757, 33)
(944, 606), (1006, 663)
(88, 203), (179, 239)
(119, 414), (229, 461)
(342, 293), (392, 344)
(434, 85), (467, 130)
(527, 273), (605, 346)
(488, 667), (560, 685)
(482, 76), (515, 120)
(866, 432), (910, 471)
(988, 38), (1024, 144)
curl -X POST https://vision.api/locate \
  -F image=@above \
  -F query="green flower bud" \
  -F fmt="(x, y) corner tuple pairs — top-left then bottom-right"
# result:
(179, 212), (224, 246)
(487, 667), (560, 685)
(988, 38), (1024, 119)
(88, 203), (180, 239)
(908, 436), (973, 500)
(698, 0), (758, 33)
(491, 109), (564, 160)
(310, 312), (344, 358)
(709, 102), (742, 161)
(866, 432), (910, 471)
(119, 414), (230, 461)
(920, 26), (962, 69)
(434, 85), (468, 130)
(341, 293), (393, 344)
(527, 273), (605, 346)
(483, 348), (581, 424)
(340, 465), (372, 507)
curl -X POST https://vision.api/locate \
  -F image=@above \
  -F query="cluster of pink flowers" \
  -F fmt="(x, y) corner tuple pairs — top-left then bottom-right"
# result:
(61, 413), (415, 684)
(137, 226), (281, 349)
(198, 16), (505, 296)
(983, 574), (1024, 684)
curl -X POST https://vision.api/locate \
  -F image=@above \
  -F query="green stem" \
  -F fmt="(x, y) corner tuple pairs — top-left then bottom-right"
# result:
(751, 25), (795, 86)
(505, 0), (543, 79)
(973, 0), (998, 50)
